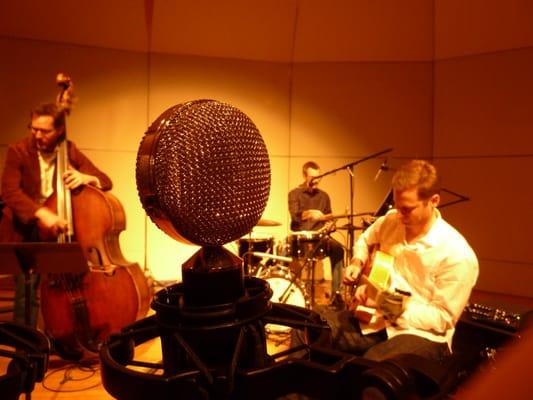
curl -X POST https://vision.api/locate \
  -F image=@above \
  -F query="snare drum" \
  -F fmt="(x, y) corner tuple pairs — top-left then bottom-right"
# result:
(259, 265), (308, 333)
(238, 233), (274, 273)
(287, 231), (327, 260)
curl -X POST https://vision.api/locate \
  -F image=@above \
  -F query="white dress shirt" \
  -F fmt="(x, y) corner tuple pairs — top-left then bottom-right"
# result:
(353, 209), (479, 350)
(37, 149), (57, 204)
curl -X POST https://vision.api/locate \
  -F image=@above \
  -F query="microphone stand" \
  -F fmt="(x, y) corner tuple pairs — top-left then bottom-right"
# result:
(311, 148), (393, 260)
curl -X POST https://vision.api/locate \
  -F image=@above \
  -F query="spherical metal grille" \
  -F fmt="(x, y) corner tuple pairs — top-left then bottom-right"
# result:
(136, 100), (270, 246)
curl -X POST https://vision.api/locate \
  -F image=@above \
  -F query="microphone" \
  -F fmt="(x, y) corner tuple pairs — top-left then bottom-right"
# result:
(374, 159), (388, 181)
(309, 176), (320, 188)
(136, 99), (271, 306)
(251, 251), (293, 264)
(136, 99), (271, 246)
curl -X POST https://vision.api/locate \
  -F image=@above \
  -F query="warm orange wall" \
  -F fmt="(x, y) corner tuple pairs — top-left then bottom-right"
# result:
(0, 37), (149, 270)
(0, 36), (432, 281)
(434, 2), (533, 298)
(435, 0), (533, 59)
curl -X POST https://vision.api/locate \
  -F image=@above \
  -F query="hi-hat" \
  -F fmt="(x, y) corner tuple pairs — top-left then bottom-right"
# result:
(256, 219), (281, 227)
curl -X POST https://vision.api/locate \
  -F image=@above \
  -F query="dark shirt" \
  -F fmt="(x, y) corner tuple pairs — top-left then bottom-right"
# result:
(288, 184), (332, 231)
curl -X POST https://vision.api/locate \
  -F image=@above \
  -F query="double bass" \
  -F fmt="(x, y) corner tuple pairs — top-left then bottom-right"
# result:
(39, 73), (151, 359)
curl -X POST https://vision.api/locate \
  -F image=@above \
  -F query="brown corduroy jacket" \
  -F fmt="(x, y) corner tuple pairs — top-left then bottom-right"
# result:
(0, 136), (112, 241)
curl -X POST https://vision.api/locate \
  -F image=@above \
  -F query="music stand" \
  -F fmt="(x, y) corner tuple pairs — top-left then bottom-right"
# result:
(0, 242), (88, 326)
(439, 188), (470, 209)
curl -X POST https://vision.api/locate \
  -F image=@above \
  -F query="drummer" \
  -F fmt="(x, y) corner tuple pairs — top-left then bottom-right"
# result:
(288, 161), (345, 308)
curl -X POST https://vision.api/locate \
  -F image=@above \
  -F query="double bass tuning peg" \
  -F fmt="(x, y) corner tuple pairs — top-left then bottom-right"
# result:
(55, 73), (75, 115)
(56, 72), (72, 89)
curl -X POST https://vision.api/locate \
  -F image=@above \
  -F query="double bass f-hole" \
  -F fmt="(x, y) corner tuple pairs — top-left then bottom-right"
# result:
(87, 247), (105, 269)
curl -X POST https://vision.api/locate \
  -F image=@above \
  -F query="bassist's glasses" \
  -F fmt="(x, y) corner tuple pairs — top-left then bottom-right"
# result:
(29, 125), (55, 135)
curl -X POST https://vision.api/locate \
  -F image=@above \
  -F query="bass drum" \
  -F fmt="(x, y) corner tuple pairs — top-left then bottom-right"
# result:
(259, 265), (308, 333)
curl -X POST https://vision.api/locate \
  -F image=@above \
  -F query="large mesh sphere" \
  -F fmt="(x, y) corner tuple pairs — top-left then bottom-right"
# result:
(136, 100), (271, 246)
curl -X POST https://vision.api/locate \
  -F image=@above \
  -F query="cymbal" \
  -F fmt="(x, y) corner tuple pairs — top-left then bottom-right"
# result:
(256, 218), (281, 227)
(337, 223), (365, 231)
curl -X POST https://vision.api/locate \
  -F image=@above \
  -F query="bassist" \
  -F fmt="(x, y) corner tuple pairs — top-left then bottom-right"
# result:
(0, 102), (112, 327)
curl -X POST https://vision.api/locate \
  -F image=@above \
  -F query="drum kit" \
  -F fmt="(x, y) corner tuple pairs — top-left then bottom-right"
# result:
(237, 219), (335, 332)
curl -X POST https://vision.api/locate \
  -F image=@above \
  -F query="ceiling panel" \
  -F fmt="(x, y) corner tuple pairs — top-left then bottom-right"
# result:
(0, 0), (433, 62)
(150, 0), (298, 62)
(0, 0), (148, 51)
(294, 0), (434, 62)
(435, 0), (533, 59)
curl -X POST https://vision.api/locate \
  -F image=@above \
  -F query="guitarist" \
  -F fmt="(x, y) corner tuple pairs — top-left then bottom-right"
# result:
(336, 159), (479, 362)
(0, 102), (112, 327)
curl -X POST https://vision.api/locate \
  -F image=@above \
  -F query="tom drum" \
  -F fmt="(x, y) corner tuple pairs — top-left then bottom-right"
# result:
(287, 231), (327, 260)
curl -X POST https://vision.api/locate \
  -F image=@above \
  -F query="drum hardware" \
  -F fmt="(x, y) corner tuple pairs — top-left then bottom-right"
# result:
(238, 232), (274, 275)
(250, 251), (293, 264)
(251, 262), (266, 279)
(302, 260), (317, 307)
(276, 233), (331, 309)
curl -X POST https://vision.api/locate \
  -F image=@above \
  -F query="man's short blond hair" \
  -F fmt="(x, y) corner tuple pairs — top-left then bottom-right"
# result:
(392, 160), (440, 200)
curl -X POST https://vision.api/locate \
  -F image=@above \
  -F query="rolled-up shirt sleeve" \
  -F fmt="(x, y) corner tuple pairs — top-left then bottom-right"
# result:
(395, 245), (479, 335)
